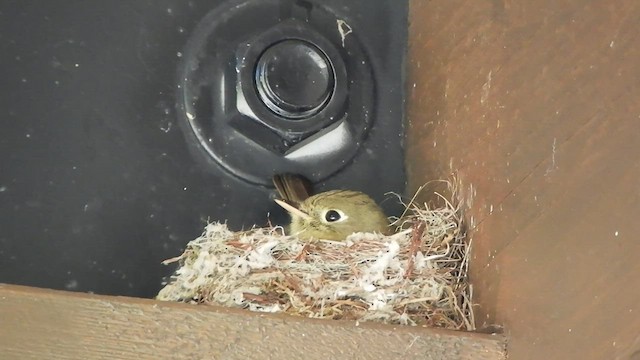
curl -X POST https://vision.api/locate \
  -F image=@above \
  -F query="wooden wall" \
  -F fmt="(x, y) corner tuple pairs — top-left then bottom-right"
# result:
(406, 1), (640, 359)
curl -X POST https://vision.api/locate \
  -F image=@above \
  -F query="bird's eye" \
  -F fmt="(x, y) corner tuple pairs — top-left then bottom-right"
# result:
(325, 210), (341, 222)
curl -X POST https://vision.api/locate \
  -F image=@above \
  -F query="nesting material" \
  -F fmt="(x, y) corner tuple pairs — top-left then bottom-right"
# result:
(157, 188), (475, 331)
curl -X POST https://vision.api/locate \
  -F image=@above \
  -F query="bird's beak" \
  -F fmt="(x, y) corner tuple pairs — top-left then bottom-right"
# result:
(274, 199), (313, 220)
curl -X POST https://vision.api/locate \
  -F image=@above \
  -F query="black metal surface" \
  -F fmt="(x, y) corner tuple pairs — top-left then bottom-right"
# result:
(0, 0), (408, 298)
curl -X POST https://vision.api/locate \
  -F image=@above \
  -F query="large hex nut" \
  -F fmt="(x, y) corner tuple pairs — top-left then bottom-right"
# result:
(176, 0), (375, 185)
(233, 20), (348, 151)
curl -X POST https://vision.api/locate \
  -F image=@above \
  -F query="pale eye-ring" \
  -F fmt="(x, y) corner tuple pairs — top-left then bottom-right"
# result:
(325, 209), (341, 222)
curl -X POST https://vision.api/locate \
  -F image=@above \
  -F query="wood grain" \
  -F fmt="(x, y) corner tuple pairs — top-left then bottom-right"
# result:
(406, 0), (640, 359)
(0, 284), (506, 360)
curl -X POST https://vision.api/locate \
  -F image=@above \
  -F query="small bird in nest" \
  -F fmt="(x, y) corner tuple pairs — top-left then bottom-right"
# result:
(273, 174), (390, 241)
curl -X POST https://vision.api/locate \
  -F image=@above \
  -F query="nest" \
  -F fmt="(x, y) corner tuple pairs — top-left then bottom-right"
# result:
(157, 187), (475, 331)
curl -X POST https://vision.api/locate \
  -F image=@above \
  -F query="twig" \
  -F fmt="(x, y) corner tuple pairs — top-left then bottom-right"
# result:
(161, 255), (183, 265)
(404, 222), (426, 279)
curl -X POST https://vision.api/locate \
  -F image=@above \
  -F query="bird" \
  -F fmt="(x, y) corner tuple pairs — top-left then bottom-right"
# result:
(272, 174), (390, 241)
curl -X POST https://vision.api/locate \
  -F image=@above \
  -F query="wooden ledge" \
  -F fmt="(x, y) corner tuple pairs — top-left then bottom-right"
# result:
(0, 284), (505, 359)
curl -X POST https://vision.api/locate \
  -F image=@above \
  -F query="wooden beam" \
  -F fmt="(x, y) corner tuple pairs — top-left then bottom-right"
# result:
(406, 0), (640, 358)
(0, 284), (506, 360)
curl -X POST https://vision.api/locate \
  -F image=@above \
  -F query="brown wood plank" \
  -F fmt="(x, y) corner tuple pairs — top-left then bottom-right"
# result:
(0, 284), (506, 360)
(407, 0), (640, 359)
(483, 116), (640, 359)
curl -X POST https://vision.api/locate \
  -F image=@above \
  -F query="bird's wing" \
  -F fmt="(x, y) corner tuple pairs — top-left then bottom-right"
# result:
(272, 173), (313, 204)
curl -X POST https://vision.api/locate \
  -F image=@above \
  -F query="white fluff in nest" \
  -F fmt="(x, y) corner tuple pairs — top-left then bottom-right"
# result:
(157, 194), (474, 331)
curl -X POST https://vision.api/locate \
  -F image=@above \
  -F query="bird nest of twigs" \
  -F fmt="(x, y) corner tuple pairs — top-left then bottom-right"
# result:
(157, 186), (475, 331)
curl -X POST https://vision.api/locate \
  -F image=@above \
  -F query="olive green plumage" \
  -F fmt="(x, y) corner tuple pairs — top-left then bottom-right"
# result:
(287, 190), (390, 241)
